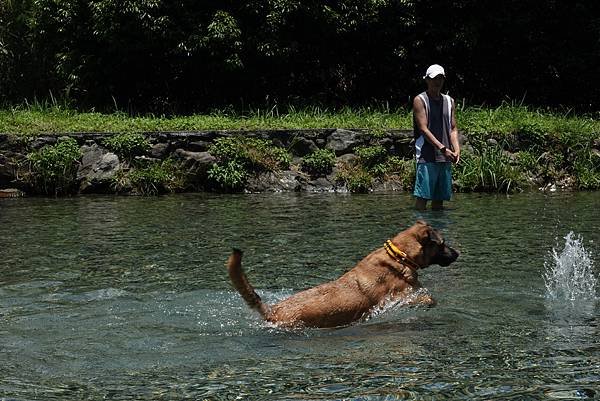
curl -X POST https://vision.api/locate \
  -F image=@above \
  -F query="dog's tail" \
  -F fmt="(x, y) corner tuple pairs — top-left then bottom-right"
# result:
(227, 249), (270, 319)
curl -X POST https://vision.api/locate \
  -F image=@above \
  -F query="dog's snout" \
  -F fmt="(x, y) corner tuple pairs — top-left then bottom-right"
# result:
(436, 244), (459, 267)
(448, 246), (459, 261)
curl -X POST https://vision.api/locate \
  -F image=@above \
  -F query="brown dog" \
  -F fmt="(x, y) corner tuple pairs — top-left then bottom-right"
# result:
(227, 220), (459, 328)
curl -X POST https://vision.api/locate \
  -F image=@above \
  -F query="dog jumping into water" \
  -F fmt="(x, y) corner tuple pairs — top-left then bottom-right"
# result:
(227, 220), (459, 328)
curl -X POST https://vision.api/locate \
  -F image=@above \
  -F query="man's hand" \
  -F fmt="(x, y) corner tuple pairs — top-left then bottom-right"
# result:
(443, 148), (459, 163)
(451, 149), (460, 164)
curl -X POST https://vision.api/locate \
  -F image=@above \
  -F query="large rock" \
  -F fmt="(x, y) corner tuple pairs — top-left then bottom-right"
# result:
(77, 144), (121, 193)
(303, 176), (340, 192)
(174, 149), (216, 164)
(326, 129), (363, 155)
(150, 142), (170, 158)
(174, 149), (217, 188)
(245, 171), (302, 192)
(289, 137), (318, 156)
(30, 136), (57, 149)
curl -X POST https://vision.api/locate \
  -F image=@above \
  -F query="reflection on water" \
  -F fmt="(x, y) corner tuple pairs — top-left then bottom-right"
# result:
(1, 192), (600, 400)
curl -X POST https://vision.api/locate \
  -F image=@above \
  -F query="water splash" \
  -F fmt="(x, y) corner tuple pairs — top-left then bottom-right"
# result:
(543, 232), (597, 302)
(363, 288), (432, 323)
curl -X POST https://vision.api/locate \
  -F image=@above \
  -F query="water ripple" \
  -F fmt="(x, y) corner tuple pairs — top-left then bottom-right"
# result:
(1, 192), (600, 400)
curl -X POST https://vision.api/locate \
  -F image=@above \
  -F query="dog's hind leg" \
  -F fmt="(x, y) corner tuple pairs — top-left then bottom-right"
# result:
(227, 249), (270, 319)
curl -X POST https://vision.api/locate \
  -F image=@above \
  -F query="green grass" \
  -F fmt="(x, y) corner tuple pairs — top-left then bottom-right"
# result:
(1, 103), (598, 142)
(0, 104), (413, 135)
(459, 105), (599, 144)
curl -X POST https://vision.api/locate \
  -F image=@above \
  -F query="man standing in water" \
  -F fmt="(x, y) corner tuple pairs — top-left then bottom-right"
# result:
(413, 64), (460, 211)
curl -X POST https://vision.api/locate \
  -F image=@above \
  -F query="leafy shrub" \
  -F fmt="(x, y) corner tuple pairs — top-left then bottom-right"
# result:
(207, 136), (290, 191)
(268, 146), (292, 170)
(104, 133), (150, 159)
(27, 136), (81, 195)
(334, 147), (414, 193)
(355, 145), (387, 170)
(301, 148), (336, 175)
(209, 136), (290, 171)
(207, 161), (247, 192)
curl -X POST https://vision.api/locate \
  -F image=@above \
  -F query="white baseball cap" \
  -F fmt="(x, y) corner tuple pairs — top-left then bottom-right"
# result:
(423, 64), (445, 79)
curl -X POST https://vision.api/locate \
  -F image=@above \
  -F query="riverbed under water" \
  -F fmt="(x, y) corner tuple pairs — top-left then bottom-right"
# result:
(1, 192), (599, 400)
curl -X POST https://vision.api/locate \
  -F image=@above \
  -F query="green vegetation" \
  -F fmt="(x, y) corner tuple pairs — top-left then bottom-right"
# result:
(301, 149), (336, 176)
(355, 145), (389, 176)
(26, 136), (81, 195)
(2, 104), (599, 193)
(453, 105), (600, 192)
(113, 159), (185, 196)
(207, 161), (247, 192)
(103, 132), (151, 160)
(0, 105), (413, 135)
(336, 164), (373, 193)
(1, 1), (598, 111)
(1, 104), (598, 138)
(207, 136), (291, 191)
(336, 146), (416, 193)
(454, 144), (526, 193)
(383, 156), (416, 190)
(102, 132), (180, 195)
(574, 153), (600, 190)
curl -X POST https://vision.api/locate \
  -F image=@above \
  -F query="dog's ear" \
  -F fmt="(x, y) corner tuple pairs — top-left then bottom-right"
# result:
(416, 219), (428, 226)
(427, 228), (444, 245)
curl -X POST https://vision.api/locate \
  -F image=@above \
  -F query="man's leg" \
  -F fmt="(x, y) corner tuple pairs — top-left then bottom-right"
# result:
(431, 163), (452, 210)
(414, 163), (433, 210)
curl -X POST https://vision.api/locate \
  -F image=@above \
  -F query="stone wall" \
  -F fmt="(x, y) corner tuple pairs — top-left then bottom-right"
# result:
(0, 129), (415, 196)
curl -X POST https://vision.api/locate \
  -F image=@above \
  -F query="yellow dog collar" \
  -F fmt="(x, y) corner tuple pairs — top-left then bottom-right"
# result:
(384, 240), (420, 271)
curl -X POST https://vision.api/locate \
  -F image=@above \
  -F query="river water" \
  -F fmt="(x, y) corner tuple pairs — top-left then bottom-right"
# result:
(1, 192), (599, 400)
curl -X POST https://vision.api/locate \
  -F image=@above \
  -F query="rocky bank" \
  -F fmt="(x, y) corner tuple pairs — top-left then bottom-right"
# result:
(0, 129), (416, 196)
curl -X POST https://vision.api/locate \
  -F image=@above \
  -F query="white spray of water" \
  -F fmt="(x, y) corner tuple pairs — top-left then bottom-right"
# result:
(543, 232), (597, 301)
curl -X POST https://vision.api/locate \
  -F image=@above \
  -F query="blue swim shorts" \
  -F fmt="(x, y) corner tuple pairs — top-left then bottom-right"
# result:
(413, 162), (453, 201)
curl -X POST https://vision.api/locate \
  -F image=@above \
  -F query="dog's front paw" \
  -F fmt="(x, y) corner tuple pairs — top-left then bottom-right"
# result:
(416, 293), (436, 307)
(408, 290), (436, 307)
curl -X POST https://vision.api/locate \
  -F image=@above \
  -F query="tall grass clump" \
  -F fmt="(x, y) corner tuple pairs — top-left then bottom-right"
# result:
(457, 103), (600, 190)
(454, 144), (527, 193)
(573, 150), (600, 190)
